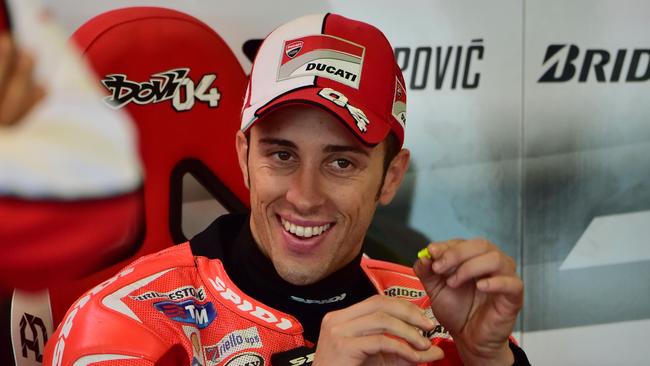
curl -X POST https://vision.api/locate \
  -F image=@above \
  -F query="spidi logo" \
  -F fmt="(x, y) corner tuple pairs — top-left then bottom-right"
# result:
(538, 44), (650, 83)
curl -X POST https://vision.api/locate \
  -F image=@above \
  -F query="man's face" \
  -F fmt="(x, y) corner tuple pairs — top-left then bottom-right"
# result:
(236, 105), (405, 285)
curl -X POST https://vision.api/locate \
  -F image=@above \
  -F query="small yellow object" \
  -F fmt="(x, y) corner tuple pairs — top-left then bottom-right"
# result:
(417, 248), (431, 259)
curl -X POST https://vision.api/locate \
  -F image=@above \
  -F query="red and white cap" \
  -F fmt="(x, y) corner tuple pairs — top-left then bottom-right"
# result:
(241, 13), (407, 147)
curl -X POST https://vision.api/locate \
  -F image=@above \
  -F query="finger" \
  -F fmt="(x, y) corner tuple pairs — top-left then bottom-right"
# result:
(432, 238), (495, 274)
(0, 51), (37, 125)
(324, 295), (435, 331)
(341, 312), (432, 350)
(477, 275), (524, 300)
(425, 239), (463, 260)
(351, 335), (444, 364)
(0, 34), (14, 95)
(446, 251), (516, 288)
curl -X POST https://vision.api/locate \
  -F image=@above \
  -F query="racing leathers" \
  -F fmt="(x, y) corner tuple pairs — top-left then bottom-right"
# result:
(44, 214), (529, 366)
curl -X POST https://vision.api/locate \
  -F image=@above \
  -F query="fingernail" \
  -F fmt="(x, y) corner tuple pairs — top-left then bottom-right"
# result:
(477, 279), (489, 290)
(429, 246), (440, 257)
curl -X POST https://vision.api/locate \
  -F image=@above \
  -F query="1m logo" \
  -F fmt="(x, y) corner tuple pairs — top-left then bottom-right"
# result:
(20, 313), (48, 362)
(539, 44), (650, 82)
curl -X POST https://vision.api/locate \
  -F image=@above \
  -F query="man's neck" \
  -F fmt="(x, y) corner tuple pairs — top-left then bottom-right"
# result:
(224, 217), (376, 343)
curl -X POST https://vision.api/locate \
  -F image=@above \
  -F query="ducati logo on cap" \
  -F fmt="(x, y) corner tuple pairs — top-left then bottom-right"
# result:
(278, 35), (365, 89)
(285, 40), (304, 58)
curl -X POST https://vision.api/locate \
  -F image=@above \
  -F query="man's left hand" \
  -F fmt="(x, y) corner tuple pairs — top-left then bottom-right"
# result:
(413, 239), (523, 366)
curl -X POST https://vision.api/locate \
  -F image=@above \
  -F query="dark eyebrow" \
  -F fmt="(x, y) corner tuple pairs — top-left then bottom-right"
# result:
(258, 138), (297, 149)
(323, 144), (370, 157)
(257, 138), (369, 157)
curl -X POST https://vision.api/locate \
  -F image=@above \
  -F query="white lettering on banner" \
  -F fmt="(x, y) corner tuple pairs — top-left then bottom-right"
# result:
(317, 88), (369, 132)
(208, 276), (293, 330)
(51, 267), (135, 366)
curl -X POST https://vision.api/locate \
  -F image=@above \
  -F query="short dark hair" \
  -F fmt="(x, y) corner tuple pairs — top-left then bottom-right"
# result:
(382, 132), (401, 176)
(377, 132), (401, 199)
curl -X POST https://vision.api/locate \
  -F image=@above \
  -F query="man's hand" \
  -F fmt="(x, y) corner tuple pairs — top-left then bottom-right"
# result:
(0, 33), (44, 126)
(413, 239), (524, 366)
(313, 295), (444, 366)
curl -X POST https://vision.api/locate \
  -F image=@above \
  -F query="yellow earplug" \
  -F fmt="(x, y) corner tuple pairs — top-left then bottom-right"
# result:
(417, 247), (432, 259)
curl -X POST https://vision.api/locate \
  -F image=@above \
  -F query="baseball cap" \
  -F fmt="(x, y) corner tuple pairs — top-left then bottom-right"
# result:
(241, 13), (407, 147)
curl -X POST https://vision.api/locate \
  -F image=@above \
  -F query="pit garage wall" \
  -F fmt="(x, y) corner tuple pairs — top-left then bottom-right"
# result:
(42, 0), (650, 365)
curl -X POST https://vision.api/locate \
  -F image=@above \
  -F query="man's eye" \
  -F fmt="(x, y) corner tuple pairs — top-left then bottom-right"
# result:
(333, 159), (352, 169)
(275, 151), (292, 161)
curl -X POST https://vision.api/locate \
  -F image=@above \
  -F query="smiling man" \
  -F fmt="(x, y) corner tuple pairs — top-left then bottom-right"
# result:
(45, 13), (529, 366)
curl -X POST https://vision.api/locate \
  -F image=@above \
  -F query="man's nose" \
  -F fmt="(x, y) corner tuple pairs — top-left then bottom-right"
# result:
(285, 165), (326, 214)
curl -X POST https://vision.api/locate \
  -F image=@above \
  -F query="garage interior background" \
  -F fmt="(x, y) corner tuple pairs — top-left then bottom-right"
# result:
(21, 0), (650, 365)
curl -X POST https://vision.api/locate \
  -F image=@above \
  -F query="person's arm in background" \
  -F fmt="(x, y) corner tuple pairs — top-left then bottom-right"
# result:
(0, 0), (143, 291)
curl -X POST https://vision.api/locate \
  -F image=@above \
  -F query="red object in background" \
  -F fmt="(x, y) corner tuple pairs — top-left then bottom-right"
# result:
(0, 0), (11, 32)
(0, 193), (143, 292)
(44, 6), (249, 327)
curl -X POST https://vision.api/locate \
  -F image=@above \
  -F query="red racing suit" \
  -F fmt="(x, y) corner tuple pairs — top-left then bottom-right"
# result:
(43, 243), (466, 366)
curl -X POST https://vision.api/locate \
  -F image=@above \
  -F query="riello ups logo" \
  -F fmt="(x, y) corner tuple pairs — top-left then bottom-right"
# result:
(539, 44), (650, 83)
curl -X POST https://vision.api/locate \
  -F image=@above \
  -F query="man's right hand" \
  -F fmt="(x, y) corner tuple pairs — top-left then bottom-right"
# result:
(313, 295), (444, 366)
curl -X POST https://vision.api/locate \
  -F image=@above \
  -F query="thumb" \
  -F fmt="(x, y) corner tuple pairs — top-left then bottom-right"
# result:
(413, 257), (445, 299)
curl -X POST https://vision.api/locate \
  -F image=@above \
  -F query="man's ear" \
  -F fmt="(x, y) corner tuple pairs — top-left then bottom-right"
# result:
(378, 148), (410, 206)
(235, 130), (250, 189)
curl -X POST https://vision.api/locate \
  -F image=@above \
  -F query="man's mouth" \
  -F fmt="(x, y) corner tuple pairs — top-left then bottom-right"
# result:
(280, 217), (332, 239)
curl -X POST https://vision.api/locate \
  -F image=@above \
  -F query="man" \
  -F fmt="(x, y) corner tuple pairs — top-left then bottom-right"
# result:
(44, 13), (529, 365)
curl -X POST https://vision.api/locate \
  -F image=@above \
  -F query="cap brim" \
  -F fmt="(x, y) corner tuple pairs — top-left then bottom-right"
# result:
(250, 87), (390, 146)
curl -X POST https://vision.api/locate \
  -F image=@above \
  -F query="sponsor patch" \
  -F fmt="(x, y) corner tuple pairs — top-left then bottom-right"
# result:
(208, 275), (293, 330)
(204, 327), (263, 365)
(392, 77), (407, 128)
(383, 286), (424, 299)
(131, 286), (206, 302)
(154, 299), (216, 329)
(285, 40), (304, 58)
(290, 293), (346, 304)
(271, 346), (314, 366)
(421, 308), (451, 340)
(183, 326), (207, 366)
(224, 352), (265, 366)
(277, 35), (365, 88)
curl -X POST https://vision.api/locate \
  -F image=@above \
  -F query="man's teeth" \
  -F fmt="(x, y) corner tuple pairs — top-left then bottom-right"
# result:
(281, 218), (331, 238)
